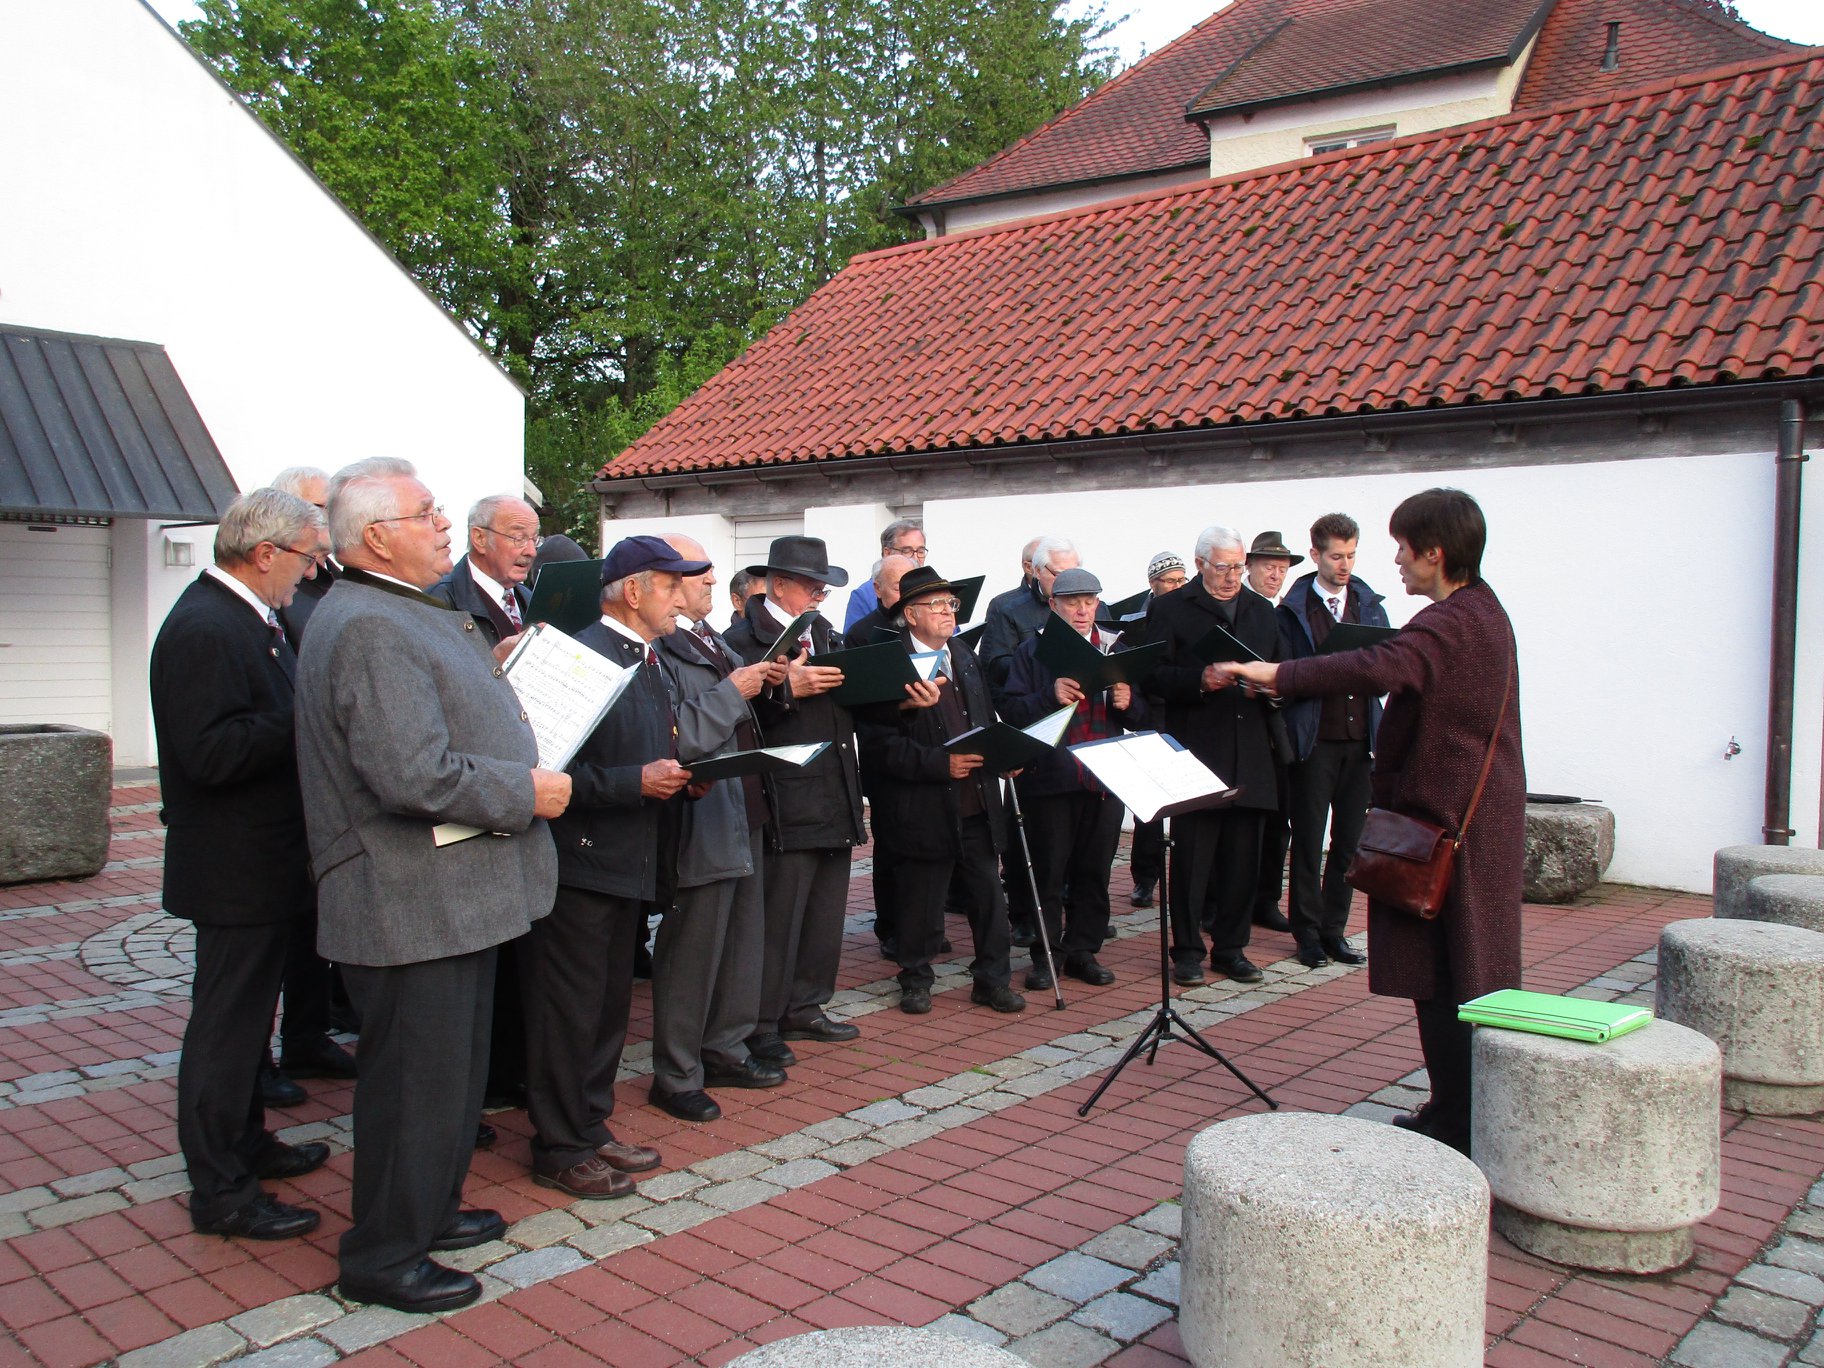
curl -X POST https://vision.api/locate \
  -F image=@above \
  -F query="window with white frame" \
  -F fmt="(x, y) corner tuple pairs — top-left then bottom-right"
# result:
(1306, 125), (1396, 155)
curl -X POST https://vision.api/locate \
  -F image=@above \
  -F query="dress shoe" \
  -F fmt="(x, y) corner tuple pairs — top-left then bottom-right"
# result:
(252, 1139), (330, 1181)
(1389, 1103), (1434, 1133)
(340, 1258), (481, 1313)
(1025, 962), (1054, 991)
(430, 1208), (505, 1251)
(474, 1122), (497, 1151)
(877, 936), (898, 960)
(278, 1036), (357, 1079)
(596, 1137), (662, 1173)
(705, 1058), (788, 1089)
(1323, 937), (1367, 966)
(1064, 955), (1115, 986)
(940, 937), (953, 954)
(259, 1063), (305, 1109)
(1212, 954), (1264, 984)
(650, 1087), (721, 1124)
(1130, 880), (1156, 908)
(1171, 962), (1206, 986)
(1009, 921), (1037, 949)
(970, 983), (1026, 1013)
(779, 1012), (859, 1043)
(1253, 908), (1293, 933)
(745, 1032), (797, 1067)
(534, 1155), (638, 1197)
(193, 1193), (320, 1240)
(900, 988), (932, 1014)
(1296, 943), (1330, 970)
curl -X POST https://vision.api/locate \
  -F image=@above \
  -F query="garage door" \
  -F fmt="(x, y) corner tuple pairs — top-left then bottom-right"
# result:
(0, 519), (112, 732)
(733, 516), (804, 571)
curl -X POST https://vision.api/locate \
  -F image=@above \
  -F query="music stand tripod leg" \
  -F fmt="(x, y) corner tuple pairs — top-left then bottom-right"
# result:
(1006, 778), (1064, 1010)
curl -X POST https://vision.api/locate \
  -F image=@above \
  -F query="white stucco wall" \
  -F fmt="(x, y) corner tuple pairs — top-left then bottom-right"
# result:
(0, 0), (526, 764)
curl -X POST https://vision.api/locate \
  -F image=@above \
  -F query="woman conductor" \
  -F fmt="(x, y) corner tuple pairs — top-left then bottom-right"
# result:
(1221, 488), (1525, 1153)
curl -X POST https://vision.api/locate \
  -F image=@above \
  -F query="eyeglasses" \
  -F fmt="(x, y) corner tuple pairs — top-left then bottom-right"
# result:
(372, 504), (445, 527)
(1206, 562), (1246, 576)
(887, 544), (929, 561)
(479, 526), (538, 548)
(270, 544), (319, 562)
(907, 597), (962, 613)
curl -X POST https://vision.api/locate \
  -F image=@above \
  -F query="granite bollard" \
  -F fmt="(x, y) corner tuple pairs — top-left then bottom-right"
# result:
(0, 724), (112, 884)
(1181, 1112), (1488, 1367)
(1522, 801), (1614, 903)
(1657, 917), (1824, 1116)
(1473, 1019), (1720, 1273)
(1713, 845), (1824, 921)
(1744, 874), (1824, 933)
(724, 1326), (1028, 1366)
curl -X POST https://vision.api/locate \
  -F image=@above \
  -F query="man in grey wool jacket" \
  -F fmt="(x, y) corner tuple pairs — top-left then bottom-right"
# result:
(295, 457), (572, 1315)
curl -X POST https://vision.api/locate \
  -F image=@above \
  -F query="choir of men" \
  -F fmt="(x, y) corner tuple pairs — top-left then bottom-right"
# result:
(169, 469), (1375, 1269)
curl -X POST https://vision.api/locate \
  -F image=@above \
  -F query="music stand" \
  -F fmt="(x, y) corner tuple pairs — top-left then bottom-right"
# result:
(1065, 732), (1279, 1118)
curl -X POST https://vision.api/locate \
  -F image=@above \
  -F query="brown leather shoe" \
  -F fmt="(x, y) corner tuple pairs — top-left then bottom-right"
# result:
(596, 1137), (662, 1174)
(533, 1156), (634, 1199)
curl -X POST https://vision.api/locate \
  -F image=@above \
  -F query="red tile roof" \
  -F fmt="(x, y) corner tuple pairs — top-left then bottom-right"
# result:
(1186, 0), (1552, 117)
(603, 53), (1824, 480)
(904, 0), (1800, 212)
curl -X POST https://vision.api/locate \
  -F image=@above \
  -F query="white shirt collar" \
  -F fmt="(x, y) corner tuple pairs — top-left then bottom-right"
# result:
(761, 597), (807, 633)
(600, 613), (649, 649)
(204, 565), (273, 622)
(467, 559), (516, 608)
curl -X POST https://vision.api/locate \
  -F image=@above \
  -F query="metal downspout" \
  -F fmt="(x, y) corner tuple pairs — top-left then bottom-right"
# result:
(1764, 399), (1806, 844)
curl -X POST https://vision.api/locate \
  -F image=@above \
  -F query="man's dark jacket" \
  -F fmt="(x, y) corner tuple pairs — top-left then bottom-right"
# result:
(856, 630), (1006, 861)
(1277, 572), (1391, 762)
(429, 554), (530, 647)
(997, 628), (1148, 799)
(550, 621), (678, 901)
(1145, 577), (1284, 813)
(979, 578), (1049, 689)
(277, 561), (335, 645)
(724, 596), (865, 852)
(151, 574), (312, 926)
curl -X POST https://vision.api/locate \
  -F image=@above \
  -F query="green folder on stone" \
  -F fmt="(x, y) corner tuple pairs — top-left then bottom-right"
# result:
(1457, 989), (1653, 1043)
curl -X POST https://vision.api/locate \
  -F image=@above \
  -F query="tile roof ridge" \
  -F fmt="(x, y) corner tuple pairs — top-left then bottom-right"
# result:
(903, 0), (1273, 210)
(862, 43), (1823, 264)
(1654, 0), (1806, 51)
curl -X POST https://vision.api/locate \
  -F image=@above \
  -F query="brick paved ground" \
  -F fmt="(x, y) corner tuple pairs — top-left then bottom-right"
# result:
(1, 783), (1820, 1367)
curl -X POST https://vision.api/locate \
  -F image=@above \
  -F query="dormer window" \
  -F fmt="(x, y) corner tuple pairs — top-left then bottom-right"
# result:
(1306, 125), (1396, 156)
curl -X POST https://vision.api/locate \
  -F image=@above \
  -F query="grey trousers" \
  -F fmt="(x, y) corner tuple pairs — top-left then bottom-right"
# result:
(651, 825), (765, 1090)
(757, 847), (850, 1033)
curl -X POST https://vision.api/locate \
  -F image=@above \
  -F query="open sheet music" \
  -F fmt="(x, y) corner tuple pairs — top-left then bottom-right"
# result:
(1067, 731), (1237, 822)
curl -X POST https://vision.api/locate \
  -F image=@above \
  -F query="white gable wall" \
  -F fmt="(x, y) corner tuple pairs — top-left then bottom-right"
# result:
(0, 0), (525, 765)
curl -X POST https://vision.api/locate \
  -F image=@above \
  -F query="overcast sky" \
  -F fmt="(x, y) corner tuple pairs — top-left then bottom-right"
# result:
(145, 0), (1824, 62)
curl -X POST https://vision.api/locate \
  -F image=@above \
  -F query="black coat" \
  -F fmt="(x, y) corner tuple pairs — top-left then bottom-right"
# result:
(1145, 577), (1284, 812)
(856, 630), (1005, 860)
(996, 628), (1148, 799)
(150, 574), (313, 926)
(428, 555), (530, 647)
(725, 597), (866, 852)
(277, 560), (335, 645)
(979, 579), (1049, 689)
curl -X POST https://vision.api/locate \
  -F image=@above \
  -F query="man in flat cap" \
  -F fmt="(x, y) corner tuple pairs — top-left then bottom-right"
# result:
(1244, 531), (1303, 935)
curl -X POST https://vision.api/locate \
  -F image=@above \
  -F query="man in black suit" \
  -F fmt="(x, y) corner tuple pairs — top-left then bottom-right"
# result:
(1145, 525), (1284, 985)
(1127, 550), (1188, 910)
(150, 487), (330, 1240)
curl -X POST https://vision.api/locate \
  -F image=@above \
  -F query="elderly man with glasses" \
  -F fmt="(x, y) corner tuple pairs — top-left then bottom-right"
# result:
(1144, 525), (1286, 986)
(842, 518), (928, 629)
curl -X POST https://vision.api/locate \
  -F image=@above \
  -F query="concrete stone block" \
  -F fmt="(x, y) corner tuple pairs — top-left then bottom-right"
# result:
(1657, 917), (1824, 1115)
(1073, 1291), (1173, 1341)
(1670, 1320), (1788, 1368)
(725, 1326), (1029, 1366)
(1181, 1112), (1488, 1367)
(1746, 874), (1824, 932)
(967, 1282), (1074, 1335)
(1025, 1253), (1128, 1302)
(1523, 801), (1615, 902)
(1711, 1286), (1813, 1339)
(0, 724), (111, 884)
(1714, 845), (1824, 921)
(1474, 1019), (1720, 1273)
(1005, 1320), (1119, 1368)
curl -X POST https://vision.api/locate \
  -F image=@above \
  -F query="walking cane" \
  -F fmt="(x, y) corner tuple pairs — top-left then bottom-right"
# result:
(1005, 777), (1065, 1010)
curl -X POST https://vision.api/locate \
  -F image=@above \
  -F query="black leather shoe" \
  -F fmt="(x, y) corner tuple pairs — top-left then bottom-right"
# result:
(1253, 909), (1292, 933)
(900, 988), (932, 1014)
(939, 937), (953, 954)
(278, 1036), (357, 1079)
(1212, 954), (1264, 983)
(1130, 880), (1156, 907)
(340, 1259), (481, 1313)
(1024, 962), (1054, 991)
(193, 1193), (320, 1240)
(745, 1033), (797, 1067)
(1064, 955), (1115, 986)
(259, 1063), (305, 1109)
(1390, 1103), (1434, 1133)
(651, 1087), (721, 1123)
(779, 1012), (859, 1043)
(1171, 962), (1206, 986)
(970, 984), (1026, 1013)
(1322, 937), (1367, 966)
(430, 1208), (505, 1251)
(252, 1139), (330, 1181)
(1296, 943), (1329, 969)
(1009, 921), (1037, 949)
(705, 1058), (788, 1089)
(475, 1122), (497, 1151)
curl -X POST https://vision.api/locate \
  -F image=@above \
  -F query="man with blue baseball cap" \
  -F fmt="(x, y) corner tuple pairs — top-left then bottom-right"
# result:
(519, 534), (707, 1199)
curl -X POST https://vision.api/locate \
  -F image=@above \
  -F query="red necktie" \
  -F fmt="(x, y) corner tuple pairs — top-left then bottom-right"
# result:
(502, 591), (523, 630)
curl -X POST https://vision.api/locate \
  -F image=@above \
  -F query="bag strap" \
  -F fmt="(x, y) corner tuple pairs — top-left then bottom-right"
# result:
(1455, 650), (1513, 843)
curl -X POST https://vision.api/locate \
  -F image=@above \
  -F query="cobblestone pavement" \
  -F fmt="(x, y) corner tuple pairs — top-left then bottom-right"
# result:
(0, 784), (1818, 1367)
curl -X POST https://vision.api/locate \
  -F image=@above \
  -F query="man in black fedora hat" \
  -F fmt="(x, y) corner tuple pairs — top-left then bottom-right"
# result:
(856, 566), (1023, 1016)
(724, 536), (867, 1063)
(1244, 531), (1303, 934)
